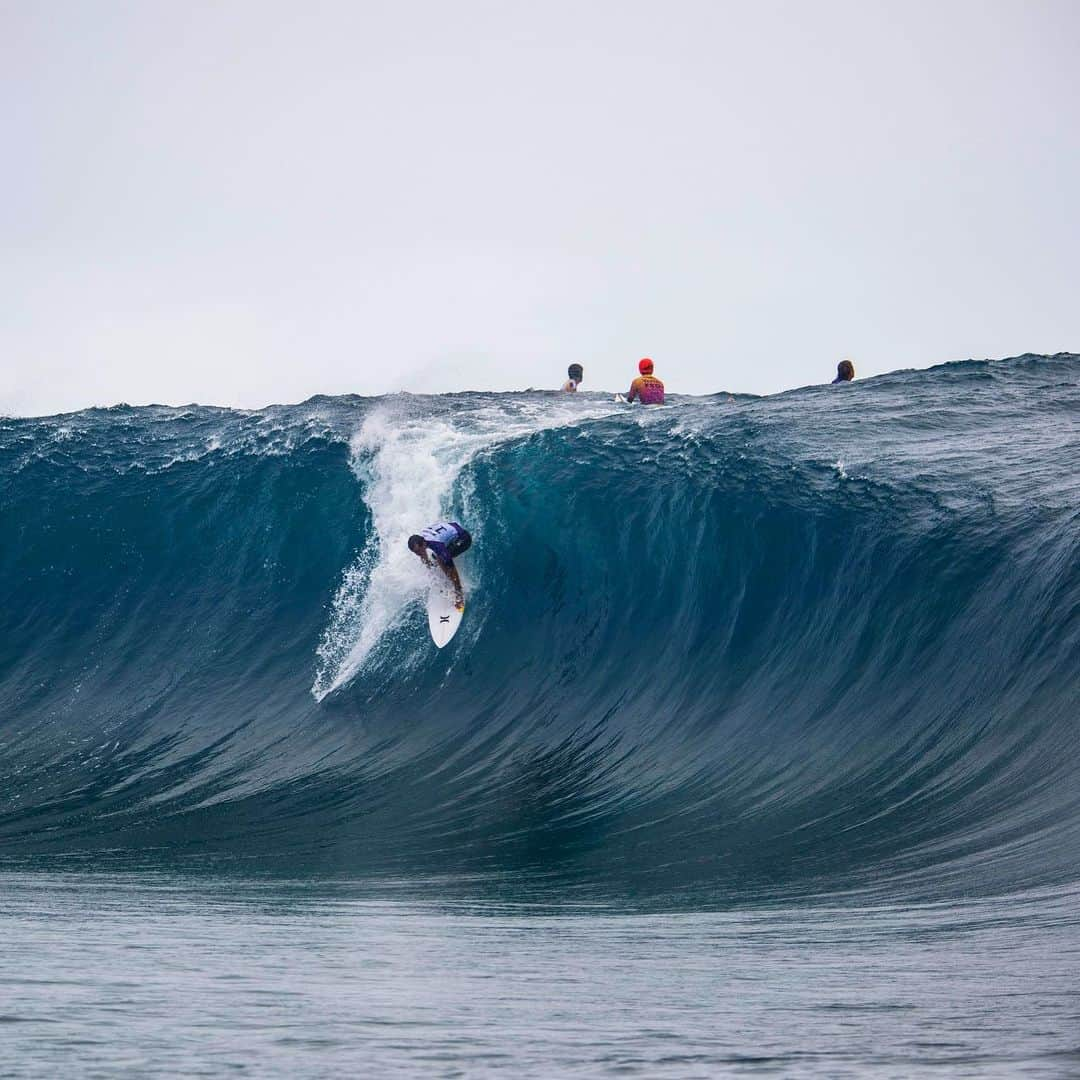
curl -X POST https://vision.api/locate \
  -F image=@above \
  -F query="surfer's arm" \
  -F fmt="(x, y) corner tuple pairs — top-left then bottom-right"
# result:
(626, 378), (640, 403)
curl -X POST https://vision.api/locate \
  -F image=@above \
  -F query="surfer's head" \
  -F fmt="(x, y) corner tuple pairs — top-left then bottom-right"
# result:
(836, 359), (855, 382)
(407, 535), (426, 555)
(568, 363), (583, 383)
(638, 357), (654, 375)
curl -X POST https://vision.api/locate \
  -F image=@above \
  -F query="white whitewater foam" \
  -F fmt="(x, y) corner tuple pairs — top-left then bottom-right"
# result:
(312, 395), (619, 699)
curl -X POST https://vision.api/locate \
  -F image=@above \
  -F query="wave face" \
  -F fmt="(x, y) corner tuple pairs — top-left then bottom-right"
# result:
(2, 355), (1078, 904)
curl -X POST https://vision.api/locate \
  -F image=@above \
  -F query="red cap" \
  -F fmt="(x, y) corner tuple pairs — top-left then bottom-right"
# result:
(638, 357), (654, 375)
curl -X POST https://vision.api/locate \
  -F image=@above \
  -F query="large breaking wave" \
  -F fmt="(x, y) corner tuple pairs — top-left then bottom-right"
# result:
(1, 355), (1078, 905)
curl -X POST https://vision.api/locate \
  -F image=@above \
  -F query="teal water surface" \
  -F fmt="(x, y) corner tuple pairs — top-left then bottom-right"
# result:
(2, 874), (1079, 1078)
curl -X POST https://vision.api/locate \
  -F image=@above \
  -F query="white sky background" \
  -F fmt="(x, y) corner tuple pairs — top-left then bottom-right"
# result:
(2, 0), (1077, 416)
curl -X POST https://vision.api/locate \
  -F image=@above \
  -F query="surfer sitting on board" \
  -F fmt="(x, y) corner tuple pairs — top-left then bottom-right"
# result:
(832, 359), (855, 383)
(627, 358), (665, 404)
(408, 522), (472, 610)
(562, 363), (584, 392)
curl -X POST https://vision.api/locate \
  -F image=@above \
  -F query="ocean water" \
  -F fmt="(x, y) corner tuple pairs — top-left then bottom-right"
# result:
(2, 354), (1079, 1075)
(2, 874), (1079, 1078)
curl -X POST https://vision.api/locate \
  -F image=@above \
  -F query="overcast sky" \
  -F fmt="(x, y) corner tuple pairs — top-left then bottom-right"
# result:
(2, 0), (1077, 415)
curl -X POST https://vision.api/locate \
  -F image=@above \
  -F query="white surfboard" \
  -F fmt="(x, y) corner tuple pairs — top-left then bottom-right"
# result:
(426, 568), (464, 647)
(614, 393), (626, 403)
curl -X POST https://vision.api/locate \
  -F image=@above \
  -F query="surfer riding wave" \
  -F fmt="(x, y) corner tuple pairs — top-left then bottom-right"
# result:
(408, 522), (472, 610)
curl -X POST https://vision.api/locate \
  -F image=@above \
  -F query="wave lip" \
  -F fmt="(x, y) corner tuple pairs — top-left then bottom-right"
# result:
(1, 355), (1079, 904)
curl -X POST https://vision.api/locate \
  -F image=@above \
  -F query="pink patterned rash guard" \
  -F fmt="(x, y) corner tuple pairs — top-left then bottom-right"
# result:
(627, 375), (665, 404)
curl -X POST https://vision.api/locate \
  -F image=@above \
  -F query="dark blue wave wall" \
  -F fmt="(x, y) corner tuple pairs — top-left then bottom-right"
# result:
(1, 355), (1078, 905)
